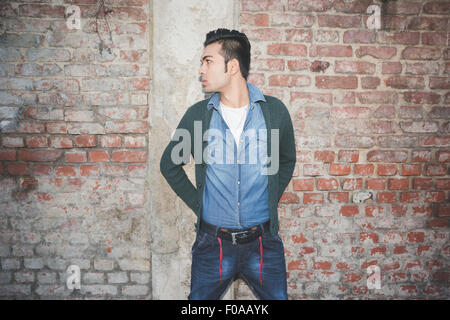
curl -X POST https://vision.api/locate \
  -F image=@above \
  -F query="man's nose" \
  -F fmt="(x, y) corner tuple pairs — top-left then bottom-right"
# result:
(199, 63), (206, 75)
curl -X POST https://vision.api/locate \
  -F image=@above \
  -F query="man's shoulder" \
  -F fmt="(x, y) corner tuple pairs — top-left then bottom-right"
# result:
(185, 97), (210, 116)
(262, 95), (289, 115)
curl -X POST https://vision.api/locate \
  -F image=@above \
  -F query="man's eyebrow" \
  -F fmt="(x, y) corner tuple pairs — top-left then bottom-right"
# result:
(200, 55), (213, 62)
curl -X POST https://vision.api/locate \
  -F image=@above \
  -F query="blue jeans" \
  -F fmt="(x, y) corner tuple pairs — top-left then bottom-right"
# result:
(188, 228), (288, 300)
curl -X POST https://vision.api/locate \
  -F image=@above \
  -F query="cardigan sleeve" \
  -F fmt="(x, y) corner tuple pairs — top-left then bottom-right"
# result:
(277, 102), (297, 202)
(159, 108), (199, 215)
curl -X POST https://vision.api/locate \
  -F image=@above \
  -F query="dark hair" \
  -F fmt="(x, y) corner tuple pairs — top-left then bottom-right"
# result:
(204, 28), (251, 80)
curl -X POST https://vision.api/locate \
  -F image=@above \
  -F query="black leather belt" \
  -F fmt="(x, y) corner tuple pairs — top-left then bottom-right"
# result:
(200, 220), (270, 245)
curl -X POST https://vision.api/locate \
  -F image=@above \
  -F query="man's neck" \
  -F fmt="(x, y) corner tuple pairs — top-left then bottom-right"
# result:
(220, 78), (249, 108)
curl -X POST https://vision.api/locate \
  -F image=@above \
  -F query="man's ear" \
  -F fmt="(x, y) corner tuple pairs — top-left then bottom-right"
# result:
(228, 58), (240, 76)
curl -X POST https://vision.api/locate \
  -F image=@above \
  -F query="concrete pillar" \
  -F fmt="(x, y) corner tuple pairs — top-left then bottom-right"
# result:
(149, 0), (238, 299)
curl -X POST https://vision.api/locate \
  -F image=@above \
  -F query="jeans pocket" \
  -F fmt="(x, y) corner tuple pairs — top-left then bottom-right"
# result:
(192, 231), (214, 255)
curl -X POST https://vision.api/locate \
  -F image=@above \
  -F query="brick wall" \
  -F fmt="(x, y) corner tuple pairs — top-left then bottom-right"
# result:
(0, 0), (151, 299)
(239, 0), (449, 299)
(0, 0), (448, 300)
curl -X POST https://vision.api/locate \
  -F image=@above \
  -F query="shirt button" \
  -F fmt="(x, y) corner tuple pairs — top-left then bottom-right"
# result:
(237, 202), (240, 206)
(237, 181), (240, 184)
(237, 160), (240, 163)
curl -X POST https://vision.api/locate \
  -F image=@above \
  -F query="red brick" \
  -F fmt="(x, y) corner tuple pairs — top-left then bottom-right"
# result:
(50, 136), (73, 149)
(367, 178), (386, 190)
(128, 78), (150, 91)
(313, 259), (332, 270)
(292, 178), (314, 191)
(379, 31), (420, 45)
(19, 4), (65, 17)
(287, 59), (310, 71)
(287, 259), (307, 270)
(279, 192), (300, 204)
(253, 58), (285, 71)
(422, 136), (450, 147)
(317, 178), (338, 190)
(354, 164), (374, 175)
(7, 163), (29, 175)
(401, 47), (441, 60)
(80, 165), (99, 176)
(360, 232), (378, 244)
(267, 43), (307, 56)
(404, 92), (440, 104)
(436, 150), (450, 162)
(74, 135), (96, 147)
(317, 14), (360, 28)
(377, 192), (396, 203)
(33, 164), (52, 176)
(388, 178), (409, 190)
(239, 13), (269, 26)
(355, 46), (396, 59)
(303, 193), (323, 204)
(367, 150), (408, 163)
(429, 77), (450, 89)
(382, 62), (402, 74)
(292, 233), (308, 244)
(407, 232), (425, 243)
(437, 205), (450, 217)
(385, 76), (425, 89)
(112, 150), (146, 163)
(310, 45), (352, 57)
(284, 29), (312, 42)
(101, 136), (122, 148)
(330, 163), (351, 175)
(46, 122), (67, 134)
(328, 192), (348, 203)
(89, 150), (110, 162)
(290, 91), (333, 104)
(426, 164), (447, 176)
(408, 16), (447, 31)
(340, 205), (359, 217)
(394, 246), (408, 254)
(378, 164), (397, 176)
(401, 192), (420, 203)
(316, 76), (357, 89)
(343, 30), (376, 43)
(25, 136), (48, 148)
(19, 150), (62, 162)
(413, 177), (433, 190)
(242, 28), (282, 41)
(314, 151), (334, 162)
(55, 165), (76, 177)
(0, 150), (17, 161)
(65, 151), (87, 163)
(423, 1), (450, 14)
(269, 74), (310, 87)
(298, 247), (315, 257)
(124, 136), (146, 148)
(428, 219), (448, 228)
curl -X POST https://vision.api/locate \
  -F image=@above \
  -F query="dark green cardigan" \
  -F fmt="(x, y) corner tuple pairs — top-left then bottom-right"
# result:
(160, 95), (296, 235)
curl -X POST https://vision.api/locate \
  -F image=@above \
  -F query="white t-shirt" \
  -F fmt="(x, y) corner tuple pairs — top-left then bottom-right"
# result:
(220, 102), (249, 148)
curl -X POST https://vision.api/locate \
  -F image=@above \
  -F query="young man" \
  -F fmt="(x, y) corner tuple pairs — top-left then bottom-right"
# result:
(160, 29), (296, 300)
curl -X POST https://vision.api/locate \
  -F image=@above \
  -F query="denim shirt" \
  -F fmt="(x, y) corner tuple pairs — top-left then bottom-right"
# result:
(201, 83), (269, 229)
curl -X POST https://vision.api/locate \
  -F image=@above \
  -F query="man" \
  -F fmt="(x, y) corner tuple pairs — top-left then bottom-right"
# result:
(160, 29), (296, 300)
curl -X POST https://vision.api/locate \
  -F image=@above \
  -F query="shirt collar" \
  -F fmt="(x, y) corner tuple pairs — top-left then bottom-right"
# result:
(207, 82), (266, 111)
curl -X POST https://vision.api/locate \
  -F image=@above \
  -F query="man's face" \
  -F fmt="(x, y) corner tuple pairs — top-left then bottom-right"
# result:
(199, 42), (230, 93)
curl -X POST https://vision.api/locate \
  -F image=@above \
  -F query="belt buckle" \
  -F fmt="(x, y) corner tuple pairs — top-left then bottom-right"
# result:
(231, 231), (249, 245)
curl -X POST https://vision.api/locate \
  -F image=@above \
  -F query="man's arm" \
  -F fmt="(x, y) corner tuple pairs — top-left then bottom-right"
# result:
(159, 110), (199, 214)
(277, 104), (296, 202)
